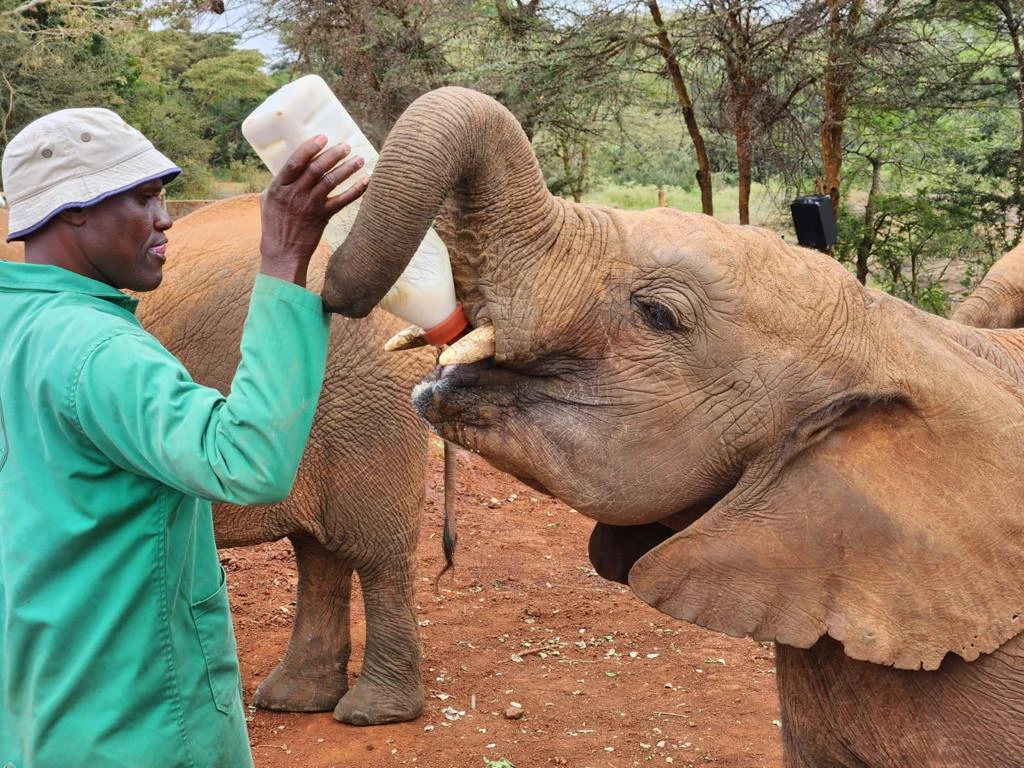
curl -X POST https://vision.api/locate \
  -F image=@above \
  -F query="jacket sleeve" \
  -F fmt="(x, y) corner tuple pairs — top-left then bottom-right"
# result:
(71, 275), (331, 505)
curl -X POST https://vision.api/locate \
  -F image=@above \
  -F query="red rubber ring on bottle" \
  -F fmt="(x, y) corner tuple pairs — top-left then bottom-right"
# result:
(423, 304), (469, 346)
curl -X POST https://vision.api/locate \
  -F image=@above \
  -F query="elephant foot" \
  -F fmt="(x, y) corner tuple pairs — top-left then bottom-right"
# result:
(252, 663), (348, 713)
(333, 678), (423, 726)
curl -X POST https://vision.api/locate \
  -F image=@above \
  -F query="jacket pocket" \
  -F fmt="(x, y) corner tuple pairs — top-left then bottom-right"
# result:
(191, 566), (241, 714)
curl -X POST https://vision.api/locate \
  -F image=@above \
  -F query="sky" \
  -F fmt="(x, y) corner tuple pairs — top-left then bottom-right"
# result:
(188, 3), (284, 62)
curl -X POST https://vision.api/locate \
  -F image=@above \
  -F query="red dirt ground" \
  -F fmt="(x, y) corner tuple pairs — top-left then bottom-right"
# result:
(226, 442), (783, 768)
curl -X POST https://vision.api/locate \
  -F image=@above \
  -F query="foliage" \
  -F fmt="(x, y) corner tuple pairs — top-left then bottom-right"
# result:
(854, 192), (974, 315)
(5, 0), (1024, 305)
(0, 5), (273, 199)
(118, 29), (274, 193)
(592, 108), (699, 193)
(0, 1), (141, 145)
(254, 0), (462, 146)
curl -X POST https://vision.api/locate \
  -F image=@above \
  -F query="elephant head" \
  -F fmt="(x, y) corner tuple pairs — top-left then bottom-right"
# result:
(323, 87), (1024, 673)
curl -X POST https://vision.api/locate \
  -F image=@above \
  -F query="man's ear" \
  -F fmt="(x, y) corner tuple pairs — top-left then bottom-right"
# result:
(628, 394), (1024, 671)
(58, 208), (86, 227)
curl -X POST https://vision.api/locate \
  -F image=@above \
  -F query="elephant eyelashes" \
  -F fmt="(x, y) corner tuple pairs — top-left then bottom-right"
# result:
(632, 296), (683, 332)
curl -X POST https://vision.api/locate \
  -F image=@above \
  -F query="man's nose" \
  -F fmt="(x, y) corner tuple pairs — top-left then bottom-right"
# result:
(155, 204), (172, 231)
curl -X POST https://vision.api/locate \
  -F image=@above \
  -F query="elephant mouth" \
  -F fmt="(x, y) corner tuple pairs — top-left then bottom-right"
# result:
(412, 358), (594, 495)
(413, 360), (540, 443)
(588, 496), (723, 586)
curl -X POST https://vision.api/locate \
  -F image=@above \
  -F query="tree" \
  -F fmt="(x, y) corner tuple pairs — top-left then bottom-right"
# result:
(181, 49), (274, 165)
(643, 0), (714, 214)
(592, 107), (699, 196)
(867, 191), (974, 315)
(932, 0), (1024, 247)
(252, 0), (460, 146)
(823, 1), (1024, 295)
(817, 1), (937, 213)
(694, 0), (817, 225)
(115, 28), (273, 193)
(0, 1), (141, 148)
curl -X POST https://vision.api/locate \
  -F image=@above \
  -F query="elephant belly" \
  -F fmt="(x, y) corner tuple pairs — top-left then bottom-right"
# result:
(774, 635), (1024, 768)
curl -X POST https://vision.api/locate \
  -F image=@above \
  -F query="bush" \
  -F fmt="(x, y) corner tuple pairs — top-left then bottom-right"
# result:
(168, 162), (215, 199)
(224, 160), (272, 193)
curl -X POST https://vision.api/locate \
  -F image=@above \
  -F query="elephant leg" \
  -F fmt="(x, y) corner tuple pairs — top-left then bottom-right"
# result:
(334, 559), (423, 725)
(253, 533), (352, 712)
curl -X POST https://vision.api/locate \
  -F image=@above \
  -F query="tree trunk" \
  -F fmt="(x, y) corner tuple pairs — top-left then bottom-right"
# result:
(820, 0), (862, 213)
(855, 155), (882, 285)
(647, 0), (714, 216)
(716, 3), (755, 226)
(995, 1), (1024, 243)
(559, 136), (587, 203)
(735, 96), (751, 225)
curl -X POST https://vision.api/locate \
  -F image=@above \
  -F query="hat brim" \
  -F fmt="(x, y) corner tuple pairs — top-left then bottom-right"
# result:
(7, 146), (181, 241)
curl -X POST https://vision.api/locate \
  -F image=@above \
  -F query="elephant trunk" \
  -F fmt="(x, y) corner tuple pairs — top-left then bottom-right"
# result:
(953, 280), (1024, 329)
(321, 86), (556, 319)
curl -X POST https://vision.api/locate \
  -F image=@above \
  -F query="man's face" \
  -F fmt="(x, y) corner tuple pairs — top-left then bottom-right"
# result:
(78, 179), (172, 292)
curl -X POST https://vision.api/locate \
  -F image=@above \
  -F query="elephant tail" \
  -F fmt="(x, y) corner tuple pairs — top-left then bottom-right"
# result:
(435, 439), (459, 592)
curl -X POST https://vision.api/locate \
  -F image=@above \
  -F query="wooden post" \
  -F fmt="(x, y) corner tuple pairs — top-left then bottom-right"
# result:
(657, 188), (667, 207)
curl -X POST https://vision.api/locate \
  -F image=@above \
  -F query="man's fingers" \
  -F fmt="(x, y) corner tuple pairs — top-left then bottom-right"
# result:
(315, 154), (366, 197)
(275, 135), (329, 186)
(323, 175), (371, 216)
(304, 142), (353, 187)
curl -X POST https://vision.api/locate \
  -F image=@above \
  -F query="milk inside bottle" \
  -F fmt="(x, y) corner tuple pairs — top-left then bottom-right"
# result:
(241, 74), (467, 344)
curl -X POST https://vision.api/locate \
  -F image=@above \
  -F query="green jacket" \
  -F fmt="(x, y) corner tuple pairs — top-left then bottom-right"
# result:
(0, 262), (330, 768)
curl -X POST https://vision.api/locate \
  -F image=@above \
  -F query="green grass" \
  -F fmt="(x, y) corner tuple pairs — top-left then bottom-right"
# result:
(580, 179), (781, 228)
(199, 172), (787, 232)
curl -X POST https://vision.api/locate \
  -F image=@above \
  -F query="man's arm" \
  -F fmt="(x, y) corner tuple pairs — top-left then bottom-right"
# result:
(73, 137), (368, 504)
(72, 281), (328, 505)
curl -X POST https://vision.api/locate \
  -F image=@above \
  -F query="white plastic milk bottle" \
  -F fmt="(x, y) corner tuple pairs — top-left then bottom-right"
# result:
(241, 74), (467, 345)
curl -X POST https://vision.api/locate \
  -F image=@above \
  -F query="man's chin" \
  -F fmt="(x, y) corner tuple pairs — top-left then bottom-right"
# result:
(125, 272), (163, 293)
(142, 263), (165, 289)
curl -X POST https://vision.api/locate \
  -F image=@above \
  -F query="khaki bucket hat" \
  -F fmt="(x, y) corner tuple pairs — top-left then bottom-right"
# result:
(2, 108), (180, 241)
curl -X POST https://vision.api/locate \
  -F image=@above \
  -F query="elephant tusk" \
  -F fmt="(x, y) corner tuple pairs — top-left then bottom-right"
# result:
(383, 325), (429, 352)
(438, 324), (496, 366)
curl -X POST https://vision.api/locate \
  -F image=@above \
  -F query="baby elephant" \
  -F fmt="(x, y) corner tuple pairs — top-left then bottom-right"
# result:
(322, 86), (1024, 766)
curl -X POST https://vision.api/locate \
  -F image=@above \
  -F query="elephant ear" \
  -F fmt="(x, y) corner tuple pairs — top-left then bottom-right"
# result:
(628, 397), (1024, 671)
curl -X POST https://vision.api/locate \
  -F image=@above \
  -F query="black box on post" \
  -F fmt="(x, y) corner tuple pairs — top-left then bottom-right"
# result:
(790, 195), (837, 253)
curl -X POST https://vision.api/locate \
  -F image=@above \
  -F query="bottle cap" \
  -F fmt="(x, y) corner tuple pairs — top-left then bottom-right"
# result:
(423, 303), (469, 347)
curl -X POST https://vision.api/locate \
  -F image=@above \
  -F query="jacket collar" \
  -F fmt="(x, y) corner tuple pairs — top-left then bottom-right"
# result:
(0, 260), (138, 312)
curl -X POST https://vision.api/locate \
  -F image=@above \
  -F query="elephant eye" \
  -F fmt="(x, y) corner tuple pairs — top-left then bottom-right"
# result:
(632, 296), (682, 332)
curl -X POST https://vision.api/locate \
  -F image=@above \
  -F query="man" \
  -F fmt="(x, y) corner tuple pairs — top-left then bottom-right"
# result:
(0, 108), (367, 767)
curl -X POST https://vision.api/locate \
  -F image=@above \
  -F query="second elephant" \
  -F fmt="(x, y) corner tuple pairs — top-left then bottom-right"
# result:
(138, 194), (432, 726)
(954, 240), (1024, 328)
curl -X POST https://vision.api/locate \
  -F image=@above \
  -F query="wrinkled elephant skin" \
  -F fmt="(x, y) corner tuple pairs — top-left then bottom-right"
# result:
(325, 87), (1024, 765)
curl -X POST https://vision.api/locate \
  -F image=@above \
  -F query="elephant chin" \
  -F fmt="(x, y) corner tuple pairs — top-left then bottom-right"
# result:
(587, 499), (720, 585)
